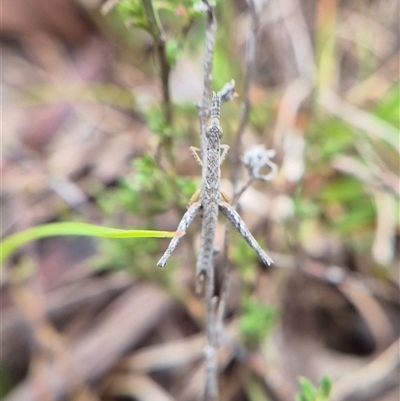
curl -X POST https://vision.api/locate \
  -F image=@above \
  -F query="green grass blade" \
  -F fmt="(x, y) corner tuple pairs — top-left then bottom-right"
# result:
(1, 222), (177, 266)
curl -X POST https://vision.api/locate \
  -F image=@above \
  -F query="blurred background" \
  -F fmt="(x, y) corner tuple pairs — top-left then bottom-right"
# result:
(1, 0), (399, 400)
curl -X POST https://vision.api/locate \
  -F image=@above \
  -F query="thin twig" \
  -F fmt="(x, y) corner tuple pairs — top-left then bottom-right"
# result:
(141, 0), (172, 125)
(232, 177), (255, 205)
(199, 0), (217, 155)
(231, 0), (262, 189)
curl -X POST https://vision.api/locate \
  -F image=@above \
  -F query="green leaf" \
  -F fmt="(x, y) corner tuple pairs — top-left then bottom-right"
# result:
(320, 376), (333, 398)
(166, 39), (181, 67)
(117, 0), (149, 31)
(1, 222), (176, 266)
(299, 377), (317, 401)
(296, 376), (333, 401)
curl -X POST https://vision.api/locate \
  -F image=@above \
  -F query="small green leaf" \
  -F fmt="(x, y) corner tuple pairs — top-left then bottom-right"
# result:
(320, 376), (332, 398)
(166, 39), (181, 67)
(1, 222), (176, 266)
(239, 299), (278, 347)
(299, 377), (317, 401)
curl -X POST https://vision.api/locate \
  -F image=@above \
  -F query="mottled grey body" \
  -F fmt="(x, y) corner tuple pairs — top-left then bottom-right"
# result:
(196, 93), (222, 276)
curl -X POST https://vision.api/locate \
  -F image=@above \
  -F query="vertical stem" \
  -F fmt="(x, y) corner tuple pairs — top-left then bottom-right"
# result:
(156, 41), (172, 125)
(141, 0), (172, 125)
(204, 294), (218, 401)
(231, 0), (259, 190)
(199, 0), (217, 157)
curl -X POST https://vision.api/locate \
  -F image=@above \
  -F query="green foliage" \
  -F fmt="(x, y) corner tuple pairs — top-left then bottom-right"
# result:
(96, 151), (196, 278)
(116, 0), (208, 68)
(318, 176), (375, 236)
(373, 82), (400, 126)
(292, 84), (400, 265)
(166, 39), (180, 67)
(308, 117), (355, 162)
(95, 0), (206, 278)
(232, 239), (260, 283)
(296, 376), (332, 401)
(147, 106), (173, 139)
(99, 155), (196, 218)
(319, 176), (364, 203)
(239, 299), (278, 348)
(118, 0), (148, 30)
(95, 236), (166, 280)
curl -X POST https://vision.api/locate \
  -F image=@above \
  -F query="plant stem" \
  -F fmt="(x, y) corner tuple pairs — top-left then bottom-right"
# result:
(199, 0), (217, 156)
(141, 0), (172, 125)
(231, 0), (260, 189)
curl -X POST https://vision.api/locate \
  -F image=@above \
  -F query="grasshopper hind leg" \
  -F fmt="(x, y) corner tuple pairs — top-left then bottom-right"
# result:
(157, 202), (202, 268)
